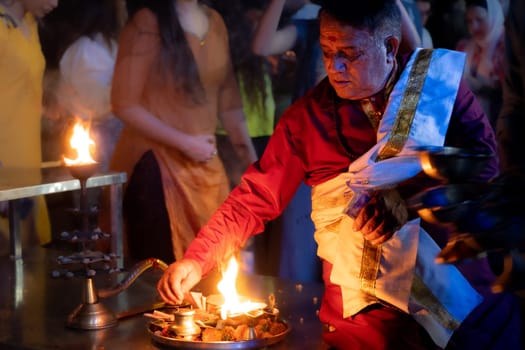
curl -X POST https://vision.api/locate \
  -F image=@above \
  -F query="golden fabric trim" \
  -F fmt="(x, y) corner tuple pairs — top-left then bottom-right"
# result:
(376, 49), (433, 161)
(411, 275), (461, 330)
(361, 61), (397, 131)
(361, 99), (382, 130)
(358, 52), (433, 296)
(359, 239), (381, 294)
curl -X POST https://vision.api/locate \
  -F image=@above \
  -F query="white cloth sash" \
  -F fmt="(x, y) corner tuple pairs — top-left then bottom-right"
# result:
(311, 49), (482, 348)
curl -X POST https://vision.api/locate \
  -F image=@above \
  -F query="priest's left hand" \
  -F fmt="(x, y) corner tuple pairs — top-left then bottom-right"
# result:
(353, 189), (408, 245)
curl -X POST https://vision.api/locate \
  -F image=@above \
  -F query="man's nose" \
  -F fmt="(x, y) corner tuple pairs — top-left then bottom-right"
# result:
(333, 56), (346, 72)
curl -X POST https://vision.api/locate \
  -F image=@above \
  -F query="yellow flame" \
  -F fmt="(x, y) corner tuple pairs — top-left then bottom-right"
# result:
(217, 256), (264, 319)
(63, 120), (97, 165)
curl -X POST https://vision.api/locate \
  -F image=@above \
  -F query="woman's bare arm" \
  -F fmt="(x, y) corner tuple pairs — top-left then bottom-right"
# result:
(251, 0), (298, 56)
(219, 108), (258, 167)
(115, 105), (216, 163)
(397, 0), (422, 53)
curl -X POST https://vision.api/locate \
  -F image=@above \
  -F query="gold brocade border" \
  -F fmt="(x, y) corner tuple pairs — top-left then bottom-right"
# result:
(359, 239), (381, 294)
(376, 49), (433, 161)
(411, 275), (461, 330)
(361, 99), (382, 131)
(359, 49), (433, 298)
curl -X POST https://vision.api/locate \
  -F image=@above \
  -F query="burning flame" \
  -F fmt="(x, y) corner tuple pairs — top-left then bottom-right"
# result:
(217, 256), (264, 319)
(63, 119), (97, 166)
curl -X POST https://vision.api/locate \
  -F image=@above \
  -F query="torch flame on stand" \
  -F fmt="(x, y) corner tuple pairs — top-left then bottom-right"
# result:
(217, 256), (265, 320)
(63, 120), (97, 166)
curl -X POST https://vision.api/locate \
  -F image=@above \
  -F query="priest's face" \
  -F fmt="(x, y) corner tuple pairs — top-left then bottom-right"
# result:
(320, 11), (397, 100)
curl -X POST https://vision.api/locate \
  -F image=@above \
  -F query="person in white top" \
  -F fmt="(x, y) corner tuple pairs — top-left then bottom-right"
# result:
(41, 0), (125, 213)
(47, 0), (124, 172)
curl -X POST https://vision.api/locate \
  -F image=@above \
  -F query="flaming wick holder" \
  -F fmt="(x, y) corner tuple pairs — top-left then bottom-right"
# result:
(59, 162), (118, 330)
(68, 163), (99, 235)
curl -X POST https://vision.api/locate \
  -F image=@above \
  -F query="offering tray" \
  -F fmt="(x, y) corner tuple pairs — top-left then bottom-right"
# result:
(147, 306), (291, 349)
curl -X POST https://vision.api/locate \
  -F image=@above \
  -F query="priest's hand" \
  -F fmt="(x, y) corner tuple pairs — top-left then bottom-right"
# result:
(157, 259), (202, 305)
(353, 189), (408, 245)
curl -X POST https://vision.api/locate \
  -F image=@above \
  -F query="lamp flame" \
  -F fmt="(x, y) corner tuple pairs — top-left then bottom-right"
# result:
(217, 256), (264, 319)
(63, 119), (97, 166)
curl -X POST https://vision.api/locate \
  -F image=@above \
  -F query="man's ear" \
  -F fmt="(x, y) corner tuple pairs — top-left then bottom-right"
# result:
(385, 36), (400, 59)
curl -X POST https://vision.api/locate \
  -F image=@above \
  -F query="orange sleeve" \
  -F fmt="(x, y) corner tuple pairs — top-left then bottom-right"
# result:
(111, 9), (160, 114)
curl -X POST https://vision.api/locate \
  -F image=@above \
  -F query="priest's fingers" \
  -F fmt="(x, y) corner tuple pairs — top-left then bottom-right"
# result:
(157, 259), (202, 305)
(353, 200), (379, 231)
(362, 221), (396, 246)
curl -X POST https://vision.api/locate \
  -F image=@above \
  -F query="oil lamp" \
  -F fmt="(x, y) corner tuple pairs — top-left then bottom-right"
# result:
(63, 120), (99, 233)
(59, 119), (116, 329)
(55, 119), (171, 330)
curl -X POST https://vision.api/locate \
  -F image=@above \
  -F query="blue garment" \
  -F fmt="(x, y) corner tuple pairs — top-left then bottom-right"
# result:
(279, 8), (325, 282)
(289, 17), (325, 101)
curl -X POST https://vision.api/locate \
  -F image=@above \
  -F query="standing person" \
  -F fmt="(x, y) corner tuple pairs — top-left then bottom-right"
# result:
(110, 0), (257, 264)
(40, 0), (125, 218)
(426, 0), (525, 295)
(425, 0), (469, 50)
(0, 0), (58, 253)
(210, 0), (276, 189)
(456, 0), (505, 129)
(252, 0), (326, 102)
(43, 0), (124, 174)
(158, 1), (522, 349)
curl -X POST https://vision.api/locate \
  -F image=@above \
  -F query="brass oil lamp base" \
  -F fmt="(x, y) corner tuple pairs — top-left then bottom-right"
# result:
(63, 162), (117, 330)
(66, 278), (117, 330)
(61, 259), (169, 330)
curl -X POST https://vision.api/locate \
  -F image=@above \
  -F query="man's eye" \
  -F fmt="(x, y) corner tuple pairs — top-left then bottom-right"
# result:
(322, 50), (362, 62)
(345, 52), (362, 62)
(321, 48), (333, 57)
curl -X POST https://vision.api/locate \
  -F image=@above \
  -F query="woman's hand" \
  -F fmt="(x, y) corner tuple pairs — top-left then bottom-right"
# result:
(180, 134), (217, 163)
(157, 259), (203, 305)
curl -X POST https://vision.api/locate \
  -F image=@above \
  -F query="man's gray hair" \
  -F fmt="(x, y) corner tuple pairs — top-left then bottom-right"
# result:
(319, 1), (402, 40)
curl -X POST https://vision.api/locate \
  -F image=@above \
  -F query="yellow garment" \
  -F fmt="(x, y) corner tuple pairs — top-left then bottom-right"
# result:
(0, 8), (51, 246)
(217, 72), (275, 137)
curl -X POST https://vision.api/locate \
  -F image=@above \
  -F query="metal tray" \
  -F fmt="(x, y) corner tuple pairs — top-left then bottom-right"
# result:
(148, 320), (290, 349)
